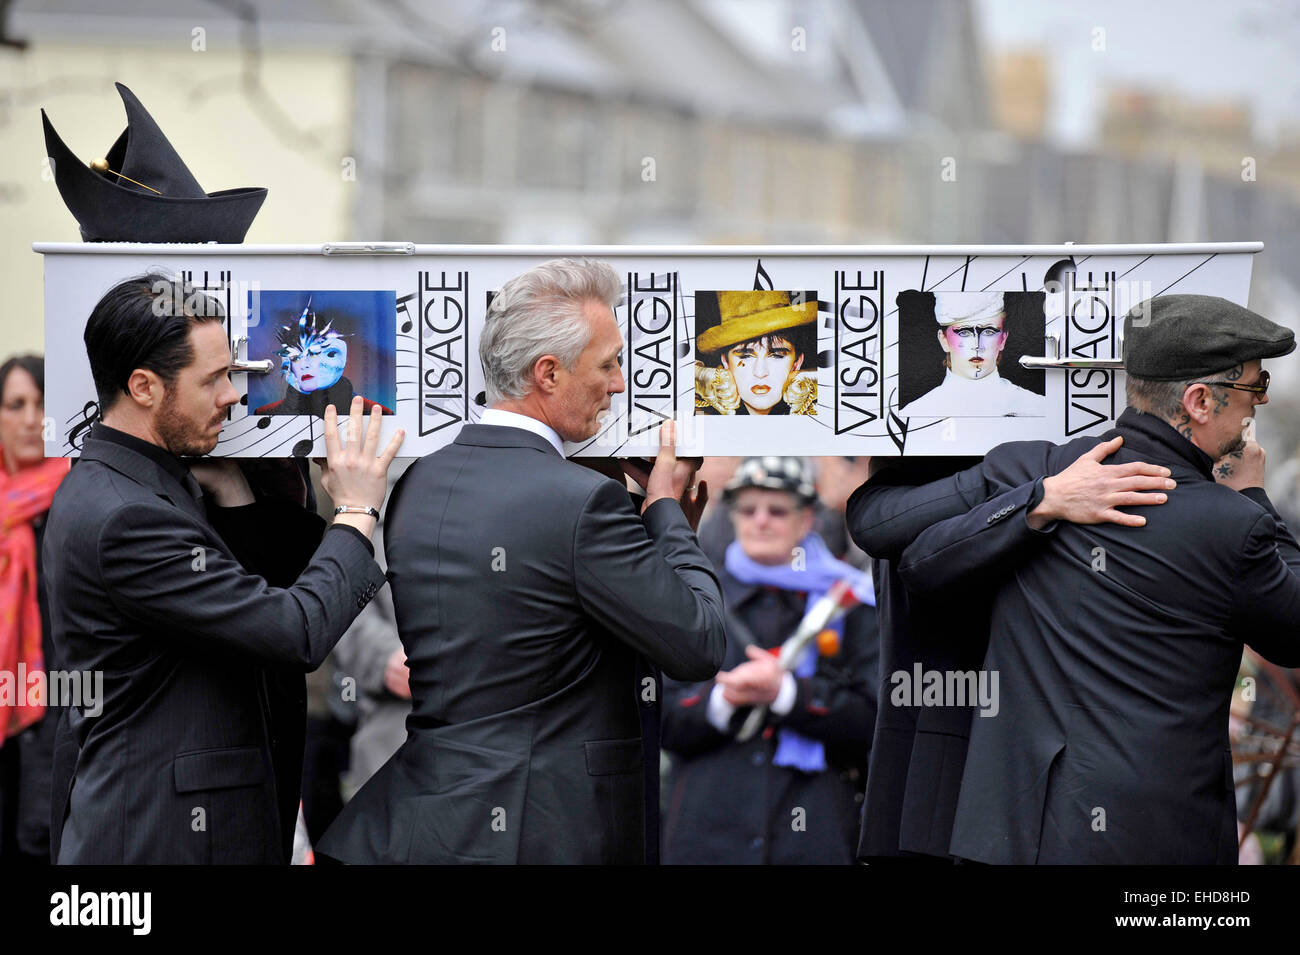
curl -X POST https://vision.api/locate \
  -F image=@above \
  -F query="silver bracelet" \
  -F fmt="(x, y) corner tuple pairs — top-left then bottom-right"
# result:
(334, 505), (380, 519)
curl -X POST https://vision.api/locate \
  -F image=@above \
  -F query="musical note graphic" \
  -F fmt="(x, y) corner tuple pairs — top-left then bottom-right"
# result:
(215, 416), (297, 455)
(292, 415), (316, 457)
(886, 408), (909, 454)
(64, 400), (101, 453)
(397, 291), (415, 334)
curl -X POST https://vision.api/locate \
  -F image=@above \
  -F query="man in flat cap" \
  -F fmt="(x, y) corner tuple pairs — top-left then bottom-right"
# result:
(899, 292), (1042, 419)
(848, 293), (1300, 863)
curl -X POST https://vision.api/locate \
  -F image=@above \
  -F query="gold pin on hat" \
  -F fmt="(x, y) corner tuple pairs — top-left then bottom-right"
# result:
(88, 157), (161, 195)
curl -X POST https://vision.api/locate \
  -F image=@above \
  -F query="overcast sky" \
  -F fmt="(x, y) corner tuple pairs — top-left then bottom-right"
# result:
(976, 0), (1300, 146)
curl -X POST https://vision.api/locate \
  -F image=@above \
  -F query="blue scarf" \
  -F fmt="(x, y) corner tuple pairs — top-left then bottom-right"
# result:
(723, 533), (875, 773)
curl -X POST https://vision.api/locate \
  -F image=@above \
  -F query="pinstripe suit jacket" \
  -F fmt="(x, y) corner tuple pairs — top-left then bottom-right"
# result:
(42, 433), (386, 863)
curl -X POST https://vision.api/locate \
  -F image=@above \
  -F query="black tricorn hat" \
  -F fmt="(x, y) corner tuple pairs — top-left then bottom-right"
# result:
(41, 82), (267, 243)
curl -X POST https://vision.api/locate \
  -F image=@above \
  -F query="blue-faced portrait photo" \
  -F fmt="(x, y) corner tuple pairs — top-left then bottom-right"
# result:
(247, 290), (397, 418)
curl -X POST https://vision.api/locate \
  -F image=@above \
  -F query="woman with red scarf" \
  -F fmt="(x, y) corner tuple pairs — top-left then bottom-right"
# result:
(0, 355), (69, 863)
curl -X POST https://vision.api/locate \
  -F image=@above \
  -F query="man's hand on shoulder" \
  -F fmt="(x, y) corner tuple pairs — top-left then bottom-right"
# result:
(1029, 435), (1174, 529)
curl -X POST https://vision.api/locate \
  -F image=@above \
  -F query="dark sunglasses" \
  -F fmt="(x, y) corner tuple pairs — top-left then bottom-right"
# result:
(733, 503), (795, 519)
(1198, 370), (1270, 395)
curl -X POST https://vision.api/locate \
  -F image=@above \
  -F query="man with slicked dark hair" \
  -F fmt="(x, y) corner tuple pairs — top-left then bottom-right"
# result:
(44, 273), (405, 863)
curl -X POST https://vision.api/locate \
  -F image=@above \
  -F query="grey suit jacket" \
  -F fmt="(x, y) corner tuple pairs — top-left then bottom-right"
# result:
(42, 434), (386, 863)
(318, 424), (727, 864)
(846, 457), (990, 861)
(332, 463), (412, 791)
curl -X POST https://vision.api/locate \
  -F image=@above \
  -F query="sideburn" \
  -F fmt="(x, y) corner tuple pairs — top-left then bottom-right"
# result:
(155, 381), (208, 457)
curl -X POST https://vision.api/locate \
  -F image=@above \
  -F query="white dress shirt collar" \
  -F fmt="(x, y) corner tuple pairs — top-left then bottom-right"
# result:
(479, 408), (565, 457)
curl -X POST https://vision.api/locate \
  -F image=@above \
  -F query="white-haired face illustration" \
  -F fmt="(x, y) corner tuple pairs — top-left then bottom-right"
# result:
(938, 314), (1007, 380)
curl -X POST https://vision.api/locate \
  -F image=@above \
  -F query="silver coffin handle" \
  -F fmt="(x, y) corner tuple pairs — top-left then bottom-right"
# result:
(1019, 334), (1123, 370)
(231, 336), (275, 375)
(321, 242), (416, 255)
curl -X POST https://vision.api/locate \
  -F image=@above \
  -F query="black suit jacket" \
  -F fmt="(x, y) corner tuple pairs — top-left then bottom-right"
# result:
(862, 409), (1300, 863)
(847, 457), (991, 861)
(317, 424), (727, 864)
(42, 434), (386, 863)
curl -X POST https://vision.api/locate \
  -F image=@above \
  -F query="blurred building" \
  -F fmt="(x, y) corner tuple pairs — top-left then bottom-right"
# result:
(989, 50), (1048, 140)
(1265, 129), (1300, 204)
(1101, 89), (1254, 175)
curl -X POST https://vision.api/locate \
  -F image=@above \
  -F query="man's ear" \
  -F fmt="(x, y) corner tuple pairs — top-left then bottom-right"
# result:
(792, 353), (805, 374)
(936, 328), (950, 353)
(531, 355), (561, 395)
(125, 368), (163, 408)
(1183, 383), (1213, 424)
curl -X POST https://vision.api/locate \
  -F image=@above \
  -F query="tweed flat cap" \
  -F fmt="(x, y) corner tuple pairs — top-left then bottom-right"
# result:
(1122, 294), (1295, 381)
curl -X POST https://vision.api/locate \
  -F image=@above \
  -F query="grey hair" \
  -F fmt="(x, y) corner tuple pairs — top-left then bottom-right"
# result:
(1126, 367), (1236, 421)
(478, 257), (623, 404)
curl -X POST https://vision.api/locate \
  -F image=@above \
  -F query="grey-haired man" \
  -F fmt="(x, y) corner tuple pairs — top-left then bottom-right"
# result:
(318, 258), (726, 864)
